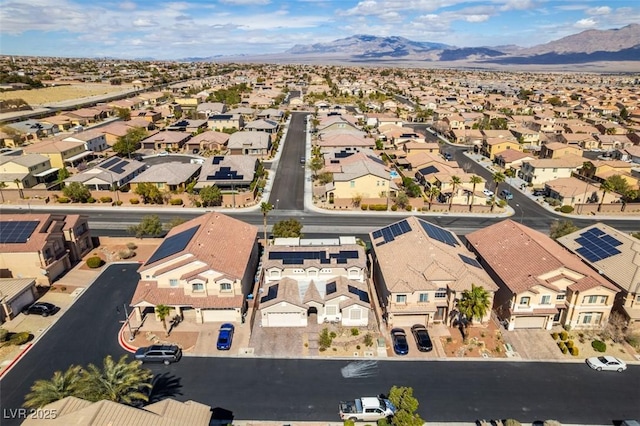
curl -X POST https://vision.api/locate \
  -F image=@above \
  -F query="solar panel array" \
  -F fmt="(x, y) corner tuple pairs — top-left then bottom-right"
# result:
(207, 166), (244, 181)
(575, 227), (622, 263)
(418, 219), (459, 247)
(268, 250), (360, 265)
(347, 285), (370, 303)
(260, 284), (279, 303)
(101, 157), (120, 169)
(326, 281), (337, 295)
(0, 221), (39, 243)
(110, 160), (128, 174)
(146, 225), (200, 265)
(418, 165), (438, 176)
(372, 219), (412, 246)
(212, 156), (224, 165)
(459, 254), (482, 268)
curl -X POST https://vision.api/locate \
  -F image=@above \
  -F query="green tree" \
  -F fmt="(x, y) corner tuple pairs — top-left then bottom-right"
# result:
(395, 191), (409, 209)
(272, 219), (302, 238)
(56, 167), (70, 183)
(425, 186), (440, 210)
(260, 202), (273, 246)
(598, 179), (613, 212)
(448, 175), (461, 211)
(549, 219), (579, 240)
(402, 177), (421, 198)
(491, 172), (505, 212)
(80, 355), (152, 405)
(457, 284), (491, 324)
(199, 185), (222, 207)
(115, 107), (131, 121)
(155, 304), (171, 337)
(134, 182), (163, 204)
(308, 156), (324, 179)
(387, 386), (424, 426)
(165, 217), (187, 230)
(62, 182), (91, 203)
(13, 178), (23, 199)
(605, 174), (631, 195)
(24, 365), (84, 408)
(0, 181), (6, 203)
(113, 127), (147, 157)
(128, 215), (163, 238)
(469, 175), (483, 211)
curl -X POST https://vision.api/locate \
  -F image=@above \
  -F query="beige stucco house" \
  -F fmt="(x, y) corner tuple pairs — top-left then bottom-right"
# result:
(325, 157), (398, 203)
(0, 153), (58, 189)
(519, 154), (585, 186)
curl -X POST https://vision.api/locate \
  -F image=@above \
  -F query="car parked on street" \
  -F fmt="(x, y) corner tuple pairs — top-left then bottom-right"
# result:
(483, 188), (494, 197)
(411, 324), (433, 352)
(586, 356), (627, 372)
(134, 345), (182, 365)
(216, 323), (235, 350)
(500, 189), (514, 200)
(390, 328), (409, 355)
(21, 302), (59, 317)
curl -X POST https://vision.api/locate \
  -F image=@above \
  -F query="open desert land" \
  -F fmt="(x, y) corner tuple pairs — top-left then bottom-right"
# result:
(0, 82), (134, 106)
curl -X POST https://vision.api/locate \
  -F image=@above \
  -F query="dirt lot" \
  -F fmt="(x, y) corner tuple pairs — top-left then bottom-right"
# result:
(0, 83), (132, 106)
(80, 237), (162, 267)
(440, 320), (507, 358)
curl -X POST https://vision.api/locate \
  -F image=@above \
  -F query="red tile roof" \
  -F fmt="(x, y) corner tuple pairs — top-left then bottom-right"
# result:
(131, 280), (243, 309)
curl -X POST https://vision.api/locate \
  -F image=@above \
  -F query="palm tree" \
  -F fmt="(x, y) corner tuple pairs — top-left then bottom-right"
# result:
(425, 186), (440, 211)
(81, 355), (152, 405)
(155, 304), (171, 337)
(13, 178), (23, 199)
(260, 201), (273, 246)
(24, 365), (84, 408)
(458, 284), (492, 324)
(581, 161), (595, 179)
(448, 176), (461, 211)
(491, 172), (505, 212)
(468, 175), (483, 211)
(598, 180), (613, 212)
(0, 181), (7, 203)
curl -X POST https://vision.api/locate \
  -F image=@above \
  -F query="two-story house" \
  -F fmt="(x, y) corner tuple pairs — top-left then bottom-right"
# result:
(131, 212), (259, 324)
(324, 156), (398, 204)
(370, 217), (499, 327)
(227, 132), (271, 156)
(0, 154), (58, 189)
(519, 154), (585, 186)
(23, 139), (91, 169)
(466, 220), (618, 330)
(62, 129), (108, 152)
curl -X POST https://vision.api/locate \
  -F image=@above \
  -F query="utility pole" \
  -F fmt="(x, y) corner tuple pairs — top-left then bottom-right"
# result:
(123, 303), (134, 341)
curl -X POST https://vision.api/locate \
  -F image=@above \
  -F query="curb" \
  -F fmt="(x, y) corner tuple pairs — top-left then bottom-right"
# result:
(118, 316), (138, 353)
(0, 343), (33, 380)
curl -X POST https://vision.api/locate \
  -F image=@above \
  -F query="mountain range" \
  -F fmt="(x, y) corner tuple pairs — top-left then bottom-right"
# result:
(206, 24), (640, 69)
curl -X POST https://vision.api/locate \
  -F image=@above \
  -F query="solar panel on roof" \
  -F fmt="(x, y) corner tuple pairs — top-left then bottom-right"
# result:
(0, 221), (39, 243)
(326, 281), (336, 294)
(459, 254), (482, 268)
(372, 230), (383, 239)
(418, 165), (438, 176)
(146, 225), (200, 265)
(101, 157), (120, 169)
(347, 285), (370, 303)
(418, 219), (459, 247)
(212, 156), (224, 164)
(110, 160), (128, 174)
(574, 227), (622, 263)
(260, 284), (279, 303)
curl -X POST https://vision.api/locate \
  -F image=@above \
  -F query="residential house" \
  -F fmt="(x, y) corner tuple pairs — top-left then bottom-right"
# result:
(558, 133), (598, 150)
(613, 145), (640, 164)
(244, 119), (279, 134)
(259, 238), (370, 327)
(0, 278), (37, 323)
(65, 157), (147, 190)
(323, 156), (398, 203)
(466, 220), (618, 330)
(519, 155), (585, 186)
(131, 212), (259, 324)
(586, 160), (638, 188)
(227, 132), (271, 156)
(539, 142), (583, 159)
(494, 150), (536, 171)
(166, 119), (208, 133)
(130, 162), (200, 192)
(257, 108), (284, 120)
(0, 154), (58, 188)
(140, 131), (191, 152)
(207, 114), (244, 132)
(62, 129), (108, 152)
(544, 177), (618, 208)
(558, 223), (640, 329)
(196, 102), (226, 118)
(0, 214), (92, 286)
(65, 107), (107, 125)
(450, 129), (483, 145)
(41, 114), (74, 132)
(5, 119), (56, 142)
(131, 109), (162, 123)
(402, 142), (440, 155)
(184, 131), (230, 154)
(370, 217), (498, 327)
(316, 133), (375, 149)
(596, 134), (633, 152)
(195, 155), (257, 191)
(22, 139), (92, 169)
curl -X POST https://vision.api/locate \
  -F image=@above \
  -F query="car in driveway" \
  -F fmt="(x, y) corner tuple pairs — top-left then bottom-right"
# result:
(390, 328), (409, 355)
(586, 356), (627, 372)
(216, 323), (235, 350)
(532, 189), (546, 197)
(134, 345), (182, 365)
(21, 302), (59, 317)
(411, 324), (433, 352)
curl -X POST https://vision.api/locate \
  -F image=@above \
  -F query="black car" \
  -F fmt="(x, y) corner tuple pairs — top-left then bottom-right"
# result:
(411, 324), (433, 352)
(532, 189), (546, 197)
(134, 345), (182, 365)
(21, 302), (58, 317)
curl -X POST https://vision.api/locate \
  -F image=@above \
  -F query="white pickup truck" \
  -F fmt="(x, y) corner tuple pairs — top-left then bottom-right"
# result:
(339, 396), (396, 421)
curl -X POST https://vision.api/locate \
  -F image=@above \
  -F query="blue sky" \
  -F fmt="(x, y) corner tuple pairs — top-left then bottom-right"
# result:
(0, 0), (638, 60)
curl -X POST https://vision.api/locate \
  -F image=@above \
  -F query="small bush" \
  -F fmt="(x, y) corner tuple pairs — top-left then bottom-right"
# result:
(319, 328), (332, 349)
(87, 197), (96, 203)
(329, 331), (337, 339)
(405, 205), (413, 211)
(118, 249), (135, 259)
(115, 200), (123, 206)
(126, 242), (137, 250)
(356, 345), (361, 350)
(319, 347), (326, 352)
(391, 204), (398, 211)
(8, 331), (31, 346)
(344, 420), (356, 426)
(592, 339), (606, 352)
(86, 256), (104, 268)
(369, 204), (388, 211)
(563, 324), (571, 331)
(566, 340), (574, 349)
(571, 346), (579, 356)
(560, 330), (568, 341)
(625, 333), (640, 350)
(0, 328), (8, 342)
(561, 345), (568, 354)
(130, 198), (140, 204)
(558, 341), (566, 352)
(360, 204), (368, 210)
(100, 196), (113, 203)
(560, 205), (574, 213)
(504, 419), (522, 426)
(551, 332), (559, 340)
(194, 201), (202, 207)
(170, 198), (183, 205)
(364, 333), (374, 347)
(57, 197), (70, 203)
(351, 328), (359, 336)
(60, 286), (66, 292)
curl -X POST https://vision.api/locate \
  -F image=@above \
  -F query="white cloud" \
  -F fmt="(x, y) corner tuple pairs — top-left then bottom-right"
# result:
(132, 18), (156, 27)
(586, 6), (611, 15)
(218, 0), (271, 4)
(574, 18), (597, 29)
(497, 0), (538, 11)
(465, 14), (489, 22)
(118, 1), (137, 10)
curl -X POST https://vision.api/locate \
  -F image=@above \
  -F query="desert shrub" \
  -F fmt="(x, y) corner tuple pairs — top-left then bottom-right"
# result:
(319, 328), (332, 349)
(329, 331), (337, 339)
(405, 205), (413, 211)
(369, 204), (388, 211)
(571, 346), (579, 356)
(194, 200), (202, 207)
(100, 196), (113, 203)
(560, 205), (574, 213)
(169, 198), (183, 205)
(363, 333), (374, 347)
(57, 197), (70, 203)
(344, 420), (356, 426)
(566, 340), (574, 349)
(558, 341), (566, 352)
(0, 328), (8, 342)
(8, 331), (31, 346)
(559, 330), (568, 341)
(130, 198), (140, 204)
(126, 242), (137, 250)
(356, 345), (361, 350)
(115, 200), (123, 206)
(560, 345), (568, 354)
(504, 420), (522, 426)
(391, 204), (398, 211)
(351, 328), (359, 336)
(592, 339), (606, 352)
(360, 204), (368, 210)
(118, 249), (135, 259)
(551, 332), (559, 340)
(544, 420), (562, 426)
(86, 197), (96, 203)
(319, 347), (326, 352)
(563, 324), (571, 331)
(446, 336), (453, 343)
(86, 256), (104, 268)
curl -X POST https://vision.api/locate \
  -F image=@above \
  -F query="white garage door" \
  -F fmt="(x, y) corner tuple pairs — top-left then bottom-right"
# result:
(201, 309), (236, 323)
(513, 316), (546, 329)
(266, 312), (304, 327)
(10, 289), (35, 317)
(392, 314), (427, 328)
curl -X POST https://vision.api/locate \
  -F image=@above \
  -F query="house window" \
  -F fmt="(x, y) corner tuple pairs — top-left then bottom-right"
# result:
(350, 309), (362, 320)
(419, 293), (429, 303)
(220, 283), (231, 292)
(435, 288), (447, 298)
(556, 292), (566, 301)
(169, 279), (179, 287)
(541, 295), (551, 305)
(583, 295), (607, 304)
(350, 180), (355, 188)
(396, 294), (407, 304)
(326, 306), (337, 315)
(519, 296), (530, 306)
(192, 283), (204, 292)
(581, 312), (602, 325)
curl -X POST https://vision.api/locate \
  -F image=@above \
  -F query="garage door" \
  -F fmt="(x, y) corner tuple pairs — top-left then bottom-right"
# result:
(266, 312), (304, 327)
(10, 289), (35, 318)
(201, 309), (236, 323)
(513, 316), (546, 329)
(392, 314), (427, 328)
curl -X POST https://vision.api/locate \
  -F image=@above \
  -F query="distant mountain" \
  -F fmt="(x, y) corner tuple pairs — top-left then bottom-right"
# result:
(286, 35), (450, 57)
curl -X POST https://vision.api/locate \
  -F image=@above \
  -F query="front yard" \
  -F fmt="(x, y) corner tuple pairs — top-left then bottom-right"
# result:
(440, 320), (507, 358)
(549, 326), (639, 362)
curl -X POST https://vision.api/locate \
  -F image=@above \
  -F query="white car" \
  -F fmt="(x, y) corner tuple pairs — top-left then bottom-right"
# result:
(483, 189), (494, 197)
(586, 356), (627, 372)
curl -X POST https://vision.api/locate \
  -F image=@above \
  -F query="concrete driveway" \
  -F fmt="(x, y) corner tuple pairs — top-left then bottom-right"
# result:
(500, 328), (565, 360)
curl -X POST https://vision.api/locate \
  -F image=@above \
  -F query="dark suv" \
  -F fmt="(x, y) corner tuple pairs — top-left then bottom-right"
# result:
(134, 345), (182, 365)
(22, 302), (59, 317)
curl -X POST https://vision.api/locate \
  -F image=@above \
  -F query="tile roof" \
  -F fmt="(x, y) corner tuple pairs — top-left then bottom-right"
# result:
(466, 219), (617, 295)
(264, 244), (366, 271)
(131, 280), (244, 309)
(261, 276), (370, 309)
(131, 162), (200, 185)
(227, 131), (270, 149)
(0, 214), (65, 253)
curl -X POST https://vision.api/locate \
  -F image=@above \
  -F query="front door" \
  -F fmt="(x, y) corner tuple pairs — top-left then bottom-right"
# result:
(435, 306), (447, 322)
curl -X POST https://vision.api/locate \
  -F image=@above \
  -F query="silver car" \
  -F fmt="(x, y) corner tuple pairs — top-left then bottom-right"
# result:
(586, 356), (627, 372)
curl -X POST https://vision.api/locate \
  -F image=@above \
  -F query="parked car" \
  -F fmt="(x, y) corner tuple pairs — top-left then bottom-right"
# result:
(532, 189), (546, 197)
(300, 156), (306, 164)
(500, 189), (514, 200)
(216, 323), (235, 350)
(483, 188), (494, 197)
(134, 345), (182, 365)
(586, 356), (627, 372)
(411, 324), (433, 352)
(21, 302), (58, 317)
(442, 152), (453, 161)
(390, 328), (409, 355)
